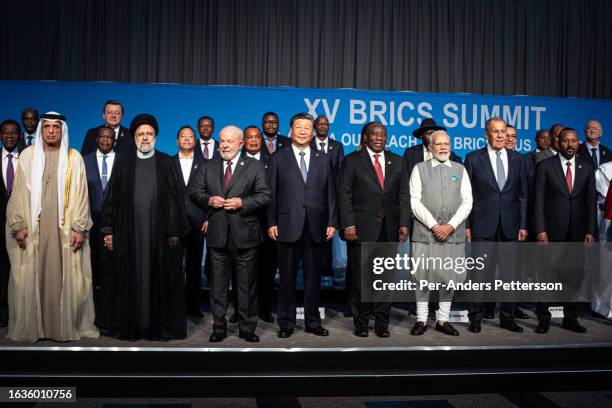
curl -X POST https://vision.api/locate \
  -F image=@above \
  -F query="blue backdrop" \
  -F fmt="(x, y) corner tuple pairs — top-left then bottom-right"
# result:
(1, 80), (612, 158)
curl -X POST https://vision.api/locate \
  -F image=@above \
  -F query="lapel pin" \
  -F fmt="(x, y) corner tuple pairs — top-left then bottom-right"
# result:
(240, 161), (245, 166)
(315, 153), (320, 157)
(194, 164), (198, 169)
(329, 146), (333, 150)
(578, 165), (582, 169)
(388, 161), (391, 165)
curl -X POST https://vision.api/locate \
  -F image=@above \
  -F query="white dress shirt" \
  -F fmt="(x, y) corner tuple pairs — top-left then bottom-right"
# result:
(559, 154), (576, 190)
(315, 137), (329, 153)
(423, 145), (432, 161)
(246, 151), (261, 161)
(96, 149), (115, 181)
(292, 144), (311, 172)
(487, 145), (509, 182)
(224, 153), (240, 175)
(366, 147), (386, 177)
(1, 148), (19, 189)
(178, 152), (194, 185)
(585, 141), (601, 165)
(409, 158), (473, 230)
(112, 125), (120, 140)
(200, 139), (214, 156)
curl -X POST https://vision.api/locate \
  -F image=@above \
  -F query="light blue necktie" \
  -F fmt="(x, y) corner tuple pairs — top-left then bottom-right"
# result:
(496, 150), (506, 190)
(101, 155), (108, 190)
(299, 151), (308, 182)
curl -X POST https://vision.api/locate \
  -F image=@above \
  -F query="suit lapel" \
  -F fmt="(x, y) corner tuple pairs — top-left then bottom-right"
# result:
(306, 150), (322, 187)
(187, 155), (202, 187)
(383, 154), (398, 191)
(91, 154), (105, 194)
(571, 160), (587, 197)
(285, 146), (306, 184)
(479, 148), (500, 192)
(553, 157), (571, 196)
(226, 156), (247, 194)
(503, 152), (517, 192)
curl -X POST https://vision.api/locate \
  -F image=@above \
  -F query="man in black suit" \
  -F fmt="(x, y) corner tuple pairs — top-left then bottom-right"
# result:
(338, 122), (402, 338)
(242, 126), (276, 322)
(173, 125), (207, 319)
(195, 116), (221, 161)
(534, 127), (597, 334)
(191, 125), (271, 343)
(83, 126), (116, 308)
(20, 107), (38, 148)
(262, 112), (291, 154)
(578, 120), (611, 169)
(464, 117), (528, 333)
(267, 113), (338, 338)
(311, 115), (345, 288)
(81, 100), (134, 155)
(0, 119), (23, 327)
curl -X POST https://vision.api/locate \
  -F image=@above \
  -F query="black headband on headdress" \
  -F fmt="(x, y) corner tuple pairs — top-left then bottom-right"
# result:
(41, 113), (66, 121)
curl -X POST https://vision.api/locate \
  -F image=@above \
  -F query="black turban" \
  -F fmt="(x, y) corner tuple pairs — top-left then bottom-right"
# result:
(130, 113), (159, 136)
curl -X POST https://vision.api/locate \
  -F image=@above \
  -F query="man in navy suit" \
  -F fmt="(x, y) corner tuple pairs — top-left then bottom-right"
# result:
(81, 100), (134, 155)
(577, 120), (611, 169)
(242, 125), (276, 322)
(20, 108), (38, 148)
(0, 119), (23, 327)
(534, 128), (597, 334)
(267, 113), (338, 338)
(311, 115), (345, 288)
(195, 116), (221, 161)
(173, 125), (207, 319)
(83, 126), (116, 309)
(338, 122), (402, 338)
(262, 112), (291, 154)
(464, 117), (528, 333)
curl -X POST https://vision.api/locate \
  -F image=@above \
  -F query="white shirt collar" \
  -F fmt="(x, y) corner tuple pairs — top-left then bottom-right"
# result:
(246, 151), (261, 160)
(585, 141), (599, 150)
(2, 147), (19, 159)
(366, 146), (385, 160)
(291, 144), (311, 156)
(225, 153), (240, 169)
(487, 144), (506, 156)
(430, 157), (453, 168)
(178, 151), (194, 160)
(559, 154), (576, 167)
(96, 149), (115, 158)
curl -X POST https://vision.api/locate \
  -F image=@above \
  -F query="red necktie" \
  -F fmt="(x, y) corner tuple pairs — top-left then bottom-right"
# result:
(373, 153), (384, 190)
(566, 161), (572, 193)
(224, 160), (233, 192)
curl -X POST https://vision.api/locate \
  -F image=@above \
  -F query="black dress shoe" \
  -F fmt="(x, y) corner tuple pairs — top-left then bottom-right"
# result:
(188, 311), (204, 319)
(375, 329), (390, 338)
(209, 332), (227, 343)
(354, 328), (369, 337)
(305, 326), (329, 336)
(410, 321), (427, 336)
(468, 320), (481, 333)
(534, 321), (549, 334)
(514, 308), (529, 319)
(435, 322), (459, 336)
(278, 328), (293, 338)
(229, 312), (238, 323)
(484, 313), (495, 319)
(592, 311), (607, 319)
(259, 313), (274, 323)
(239, 332), (260, 342)
(500, 320), (523, 333)
(562, 318), (587, 333)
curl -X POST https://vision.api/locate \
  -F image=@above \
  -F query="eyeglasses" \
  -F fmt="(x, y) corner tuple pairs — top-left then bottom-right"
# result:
(586, 126), (601, 131)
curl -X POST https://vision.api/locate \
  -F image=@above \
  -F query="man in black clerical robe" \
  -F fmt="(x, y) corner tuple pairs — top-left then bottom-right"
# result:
(98, 114), (189, 341)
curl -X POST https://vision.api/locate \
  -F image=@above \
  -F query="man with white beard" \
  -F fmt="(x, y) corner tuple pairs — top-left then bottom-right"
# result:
(98, 114), (190, 341)
(406, 131), (472, 336)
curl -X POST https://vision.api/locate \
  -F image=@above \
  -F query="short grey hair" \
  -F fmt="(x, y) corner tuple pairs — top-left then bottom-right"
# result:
(219, 125), (244, 141)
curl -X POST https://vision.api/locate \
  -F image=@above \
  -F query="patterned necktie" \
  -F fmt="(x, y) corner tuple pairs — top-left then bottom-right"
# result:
(224, 160), (233, 192)
(496, 150), (506, 190)
(591, 147), (599, 169)
(320, 141), (326, 153)
(566, 161), (573, 193)
(373, 153), (384, 190)
(203, 142), (210, 159)
(267, 137), (275, 154)
(299, 151), (307, 182)
(101, 155), (108, 190)
(6, 153), (14, 194)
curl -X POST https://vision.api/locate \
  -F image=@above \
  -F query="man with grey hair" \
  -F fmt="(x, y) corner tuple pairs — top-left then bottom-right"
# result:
(191, 125), (271, 343)
(406, 130), (472, 336)
(578, 119), (611, 169)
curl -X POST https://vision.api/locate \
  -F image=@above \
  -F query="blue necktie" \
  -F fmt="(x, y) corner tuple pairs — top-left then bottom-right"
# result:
(101, 155), (108, 190)
(591, 147), (599, 168)
(299, 151), (308, 182)
(320, 141), (326, 153)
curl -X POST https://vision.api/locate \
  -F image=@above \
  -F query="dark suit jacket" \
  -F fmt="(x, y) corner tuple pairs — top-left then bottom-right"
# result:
(534, 155), (597, 241)
(191, 156), (271, 249)
(464, 147), (528, 240)
(241, 147), (271, 167)
(577, 142), (612, 167)
(172, 153), (207, 231)
(81, 125), (134, 156)
(398, 144), (462, 229)
(338, 149), (402, 242)
(84, 151), (113, 223)
(266, 146), (338, 243)
(195, 138), (221, 160)
(310, 137), (345, 175)
(0, 148), (22, 254)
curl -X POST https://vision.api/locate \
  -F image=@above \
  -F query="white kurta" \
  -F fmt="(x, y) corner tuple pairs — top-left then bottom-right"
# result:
(5, 146), (99, 342)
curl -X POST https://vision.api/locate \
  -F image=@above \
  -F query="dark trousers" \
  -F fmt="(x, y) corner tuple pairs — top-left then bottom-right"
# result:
(209, 231), (259, 335)
(257, 235), (278, 316)
(184, 229), (204, 314)
(469, 223), (516, 322)
(0, 247), (9, 322)
(277, 221), (324, 331)
(321, 240), (333, 277)
(348, 221), (391, 332)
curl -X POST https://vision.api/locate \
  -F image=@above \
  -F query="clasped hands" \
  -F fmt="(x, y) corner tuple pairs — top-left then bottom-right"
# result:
(15, 228), (85, 252)
(209, 196), (242, 212)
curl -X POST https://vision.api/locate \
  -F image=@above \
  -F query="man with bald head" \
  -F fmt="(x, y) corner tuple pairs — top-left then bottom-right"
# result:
(191, 125), (271, 343)
(578, 120), (611, 169)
